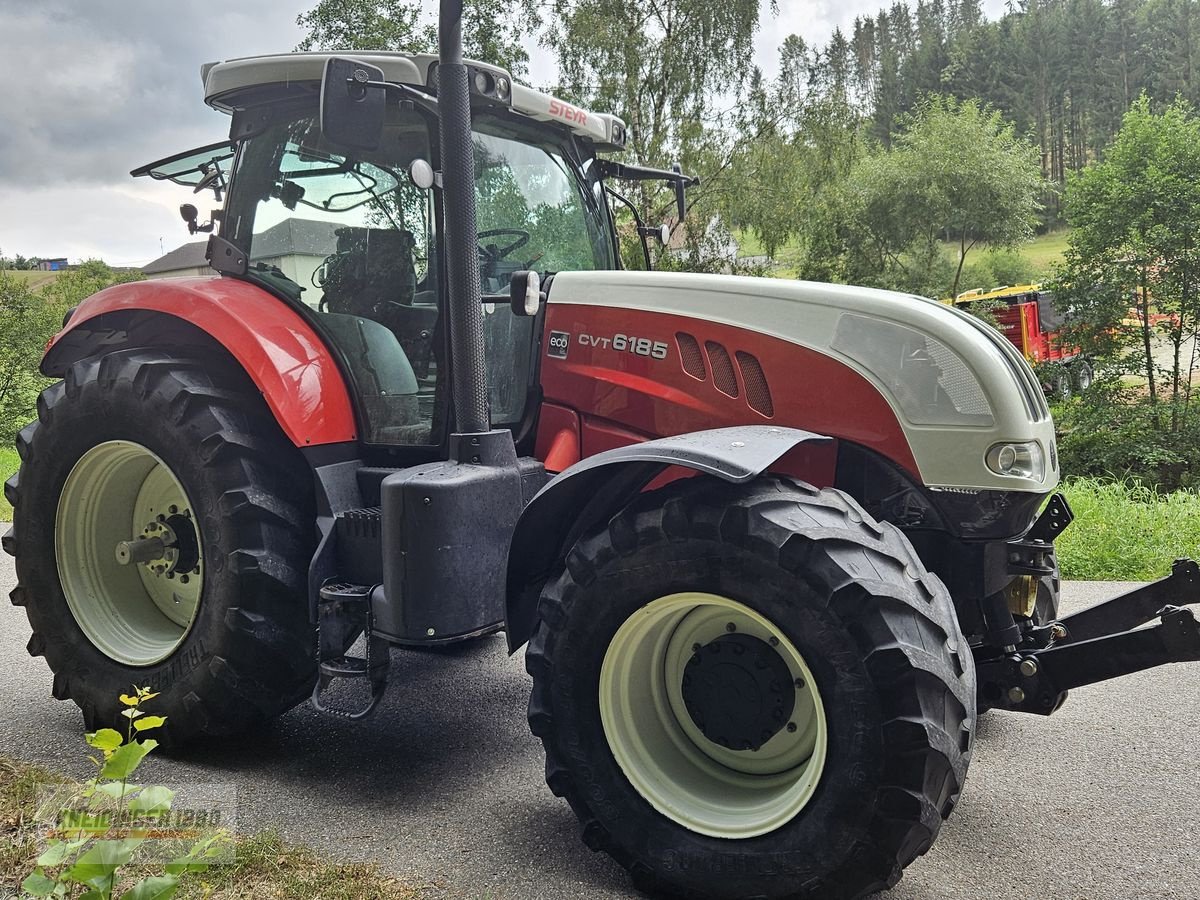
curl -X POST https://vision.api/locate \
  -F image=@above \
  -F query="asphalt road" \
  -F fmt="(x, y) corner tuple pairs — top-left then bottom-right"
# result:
(1, 553), (1197, 899)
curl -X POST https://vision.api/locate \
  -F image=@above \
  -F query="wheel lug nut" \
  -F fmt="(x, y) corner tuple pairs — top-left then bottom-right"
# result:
(168, 505), (178, 514)
(180, 575), (189, 584)
(787, 722), (797, 733)
(795, 677), (805, 689)
(725, 622), (736, 633)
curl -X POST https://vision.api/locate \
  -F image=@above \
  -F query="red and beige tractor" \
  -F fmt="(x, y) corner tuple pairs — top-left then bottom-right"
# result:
(6, 4), (1199, 897)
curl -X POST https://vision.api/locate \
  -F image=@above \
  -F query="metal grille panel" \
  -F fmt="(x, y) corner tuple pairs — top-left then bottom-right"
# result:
(705, 341), (739, 398)
(676, 332), (707, 380)
(736, 351), (774, 417)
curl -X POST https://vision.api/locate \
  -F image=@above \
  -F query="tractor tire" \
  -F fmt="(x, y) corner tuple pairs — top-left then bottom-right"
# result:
(525, 476), (976, 900)
(3, 349), (316, 746)
(1072, 359), (1094, 393)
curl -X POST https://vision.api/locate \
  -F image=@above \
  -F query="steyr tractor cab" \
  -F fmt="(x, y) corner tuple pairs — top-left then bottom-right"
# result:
(6, 4), (1199, 897)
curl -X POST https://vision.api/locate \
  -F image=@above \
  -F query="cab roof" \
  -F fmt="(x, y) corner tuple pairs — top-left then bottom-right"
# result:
(200, 51), (628, 152)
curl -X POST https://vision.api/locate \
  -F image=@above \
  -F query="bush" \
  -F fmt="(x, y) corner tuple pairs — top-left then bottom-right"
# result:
(0, 272), (68, 442)
(0, 262), (141, 443)
(956, 247), (1038, 297)
(1052, 376), (1200, 490)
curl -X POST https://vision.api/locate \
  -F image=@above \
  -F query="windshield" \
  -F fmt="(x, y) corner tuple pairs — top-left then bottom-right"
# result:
(224, 104), (611, 446)
(131, 140), (237, 187)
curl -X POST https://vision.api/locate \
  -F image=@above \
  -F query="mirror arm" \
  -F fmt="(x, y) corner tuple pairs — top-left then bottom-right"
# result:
(361, 79), (440, 115)
(596, 159), (700, 189)
(604, 185), (653, 271)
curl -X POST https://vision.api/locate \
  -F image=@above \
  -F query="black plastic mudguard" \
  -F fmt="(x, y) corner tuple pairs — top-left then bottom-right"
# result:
(504, 425), (830, 651)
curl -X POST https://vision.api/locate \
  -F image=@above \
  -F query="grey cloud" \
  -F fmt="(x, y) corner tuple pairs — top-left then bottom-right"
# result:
(0, 0), (1013, 262)
(0, 0), (305, 190)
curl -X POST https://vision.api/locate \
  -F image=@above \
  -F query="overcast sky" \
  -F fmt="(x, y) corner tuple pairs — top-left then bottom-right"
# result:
(0, 0), (1005, 268)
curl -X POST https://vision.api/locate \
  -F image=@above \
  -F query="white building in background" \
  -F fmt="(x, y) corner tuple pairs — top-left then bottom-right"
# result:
(141, 220), (338, 305)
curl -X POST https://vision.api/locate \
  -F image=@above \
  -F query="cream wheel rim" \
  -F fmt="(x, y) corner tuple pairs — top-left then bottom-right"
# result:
(599, 592), (828, 839)
(55, 440), (204, 666)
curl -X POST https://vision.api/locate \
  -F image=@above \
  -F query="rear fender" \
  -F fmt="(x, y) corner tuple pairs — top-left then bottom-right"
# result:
(504, 425), (830, 651)
(42, 277), (356, 447)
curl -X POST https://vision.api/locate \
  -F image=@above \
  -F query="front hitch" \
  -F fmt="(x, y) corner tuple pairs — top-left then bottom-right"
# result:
(977, 559), (1200, 714)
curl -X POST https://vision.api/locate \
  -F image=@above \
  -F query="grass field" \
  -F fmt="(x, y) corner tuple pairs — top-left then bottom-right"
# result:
(734, 228), (1071, 287)
(1056, 477), (1200, 580)
(3, 270), (61, 291)
(0, 446), (16, 521)
(1017, 229), (1070, 278)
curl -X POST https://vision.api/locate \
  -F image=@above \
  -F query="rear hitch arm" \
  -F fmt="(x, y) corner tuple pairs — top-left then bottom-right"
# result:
(977, 559), (1200, 715)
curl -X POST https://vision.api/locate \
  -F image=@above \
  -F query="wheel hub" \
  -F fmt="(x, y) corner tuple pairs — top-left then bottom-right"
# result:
(681, 633), (796, 751)
(116, 511), (200, 578)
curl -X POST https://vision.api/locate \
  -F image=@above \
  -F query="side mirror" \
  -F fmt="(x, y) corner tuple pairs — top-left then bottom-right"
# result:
(510, 270), (543, 317)
(320, 57), (386, 151)
(637, 223), (671, 246)
(179, 203), (213, 235)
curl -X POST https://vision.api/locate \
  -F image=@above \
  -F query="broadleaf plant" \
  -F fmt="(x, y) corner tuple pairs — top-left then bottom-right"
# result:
(21, 686), (229, 899)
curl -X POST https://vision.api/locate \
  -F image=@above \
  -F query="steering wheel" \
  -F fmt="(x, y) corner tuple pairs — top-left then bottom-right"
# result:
(477, 228), (530, 261)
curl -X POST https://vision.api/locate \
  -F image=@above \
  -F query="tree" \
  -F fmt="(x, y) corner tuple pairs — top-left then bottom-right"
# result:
(0, 261), (143, 441)
(539, 0), (766, 265)
(1054, 95), (1200, 429)
(0, 272), (61, 441)
(295, 0), (533, 76)
(717, 34), (865, 261)
(817, 95), (1044, 297)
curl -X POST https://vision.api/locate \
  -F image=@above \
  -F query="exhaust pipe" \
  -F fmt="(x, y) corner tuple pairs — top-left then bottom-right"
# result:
(436, 0), (489, 435)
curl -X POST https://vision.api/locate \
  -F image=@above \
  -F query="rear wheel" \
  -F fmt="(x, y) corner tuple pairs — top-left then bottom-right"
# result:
(526, 477), (975, 899)
(4, 349), (316, 745)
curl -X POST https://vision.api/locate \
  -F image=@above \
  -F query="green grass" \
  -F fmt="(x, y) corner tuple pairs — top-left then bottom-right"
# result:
(1018, 229), (1070, 278)
(734, 228), (1071, 284)
(3, 270), (61, 291)
(0, 445), (16, 521)
(1056, 477), (1200, 580)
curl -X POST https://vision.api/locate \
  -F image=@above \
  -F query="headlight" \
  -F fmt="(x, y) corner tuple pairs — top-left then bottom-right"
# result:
(985, 441), (1045, 481)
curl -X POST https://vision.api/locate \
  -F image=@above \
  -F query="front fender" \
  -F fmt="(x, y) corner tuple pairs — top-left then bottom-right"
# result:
(504, 425), (829, 651)
(42, 276), (356, 447)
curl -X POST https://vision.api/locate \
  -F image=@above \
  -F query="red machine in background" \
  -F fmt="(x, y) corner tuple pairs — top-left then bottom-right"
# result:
(954, 283), (1093, 397)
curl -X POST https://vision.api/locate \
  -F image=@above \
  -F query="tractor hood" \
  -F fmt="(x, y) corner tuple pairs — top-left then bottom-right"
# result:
(546, 270), (1059, 494)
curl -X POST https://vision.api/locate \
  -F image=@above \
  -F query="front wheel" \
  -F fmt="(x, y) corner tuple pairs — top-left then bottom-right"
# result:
(5, 349), (317, 745)
(526, 477), (976, 899)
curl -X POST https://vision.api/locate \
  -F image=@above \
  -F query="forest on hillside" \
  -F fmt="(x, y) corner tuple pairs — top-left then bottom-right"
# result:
(813, 0), (1199, 203)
